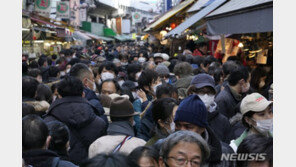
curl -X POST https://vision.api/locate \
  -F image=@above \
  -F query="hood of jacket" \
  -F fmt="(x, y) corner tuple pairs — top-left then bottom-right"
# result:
(107, 121), (135, 137)
(23, 149), (58, 167)
(203, 127), (222, 163)
(174, 75), (193, 89)
(47, 96), (96, 129)
(84, 87), (99, 101)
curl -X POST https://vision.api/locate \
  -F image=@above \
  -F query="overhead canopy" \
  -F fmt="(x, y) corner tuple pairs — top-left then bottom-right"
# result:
(206, 0), (273, 35)
(85, 32), (114, 42)
(165, 0), (227, 38)
(187, 0), (214, 13)
(144, 0), (195, 32)
(73, 31), (91, 41)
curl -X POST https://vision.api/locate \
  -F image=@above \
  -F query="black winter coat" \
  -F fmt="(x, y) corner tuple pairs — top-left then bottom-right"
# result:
(215, 85), (241, 119)
(208, 109), (234, 144)
(44, 96), (107, 165)
(137, 103), (154, 141)
(23, 149), (77, 167)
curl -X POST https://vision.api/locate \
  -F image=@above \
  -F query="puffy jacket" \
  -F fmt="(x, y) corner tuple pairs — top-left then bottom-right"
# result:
(44, 96), (107, 165)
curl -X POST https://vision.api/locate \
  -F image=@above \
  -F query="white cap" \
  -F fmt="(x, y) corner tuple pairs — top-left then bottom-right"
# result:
(240, 93), (272, 115)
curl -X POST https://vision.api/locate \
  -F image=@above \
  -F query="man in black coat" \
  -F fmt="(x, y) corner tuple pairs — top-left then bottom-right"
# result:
(188, 74), (234, 144)
(44, 76), (107, 165)
(23, 115), (77, 167)
(215, 66), (251, 119)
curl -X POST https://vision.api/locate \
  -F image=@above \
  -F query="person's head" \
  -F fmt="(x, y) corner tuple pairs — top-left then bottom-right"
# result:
(70, 63), (96, 91)
(47, 121), (70, 154)
(156, 84), (179, 102)
(173, 62), (192, 78)
(159, 130), (210, 167)
(222, 60), (238, 79)
(35, 84), (53, 104)
(154, 53), (164, 65)
(99, 79), (121, 96)
(38, 57), (48, 67)
(188, 74), (216, 110)
(119, 54), (129, 65)
(109, 96), (138, 125)
(57, 76), (84, 97)
(143, 61), (156, 71)
(155, 64), (170, 82)
(98, 62), (118, 81)
(212, 68), (223, 85)
(228, 65), (251, 94)
(201, 56), (216, 72)
(174, 95), (208, 135)
(27, 68), (42, 83)
(241, 93), (273, 136)
(29, 60), (39, 69)
(22, 115), (50, 151)
(138, 69), (160, 95)
(237, 134), (273, 167)
(22, 76), (39, 99)
(22, 103), (36, 117)
(197, 42), (208, 55)
(81, 153), (138, 167)
(48, 66), (60, 78)
(127, 63), (142, 82)
(250, 66), (268, 91)
(152, 98), (178, 135)
(128, 146), (159, 167)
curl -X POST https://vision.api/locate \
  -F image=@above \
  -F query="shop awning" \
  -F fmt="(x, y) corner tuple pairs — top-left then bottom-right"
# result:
(85, 32), (114, 42)
(165, 0), (226, 38)
(114, 35), (127, 41)
(206, 0), (273, 35)
(144, 0), (195, 32)
(73, 31), (91, 41)
(104, 28), (117, 37)
(187, 0), (215, 13)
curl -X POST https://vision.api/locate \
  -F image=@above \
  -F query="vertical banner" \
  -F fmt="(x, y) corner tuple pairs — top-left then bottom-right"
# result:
(35, 0), (51, 17)
(56, 1), (70, 19)
(116, 17), (122, 35)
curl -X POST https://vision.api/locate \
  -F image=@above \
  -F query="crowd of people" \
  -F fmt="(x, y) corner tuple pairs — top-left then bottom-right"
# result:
(22, 41), (273, 167)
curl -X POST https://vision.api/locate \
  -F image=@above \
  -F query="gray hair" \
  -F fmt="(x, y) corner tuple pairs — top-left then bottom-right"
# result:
(160, 130), (210, 164)
(173, 62), (193, 77)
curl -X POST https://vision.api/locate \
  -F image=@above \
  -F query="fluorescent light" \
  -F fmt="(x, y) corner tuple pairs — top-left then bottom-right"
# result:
(238, 42), (244, 48)
(22, 28), (30, 31)
(33, 40), (44, 43)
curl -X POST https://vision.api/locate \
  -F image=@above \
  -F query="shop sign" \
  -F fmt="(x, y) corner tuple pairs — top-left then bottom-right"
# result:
(57, 1), (70, 19)
(35, 0), (51, 17)
(132, 12), (142, 25)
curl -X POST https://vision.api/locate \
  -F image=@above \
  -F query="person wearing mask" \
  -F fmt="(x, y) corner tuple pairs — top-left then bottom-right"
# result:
(173, 62), (194, 99)
(154, 53), (164, 65)
(158, 131), (210, 167)
(230, 93), (273, 152)
(88, 97), (146, 157)
(96, 62), (119, 85)
(128, 146), (159, 167)
(215, 65), (251, 119)
(146, 98), (178, 146)
(38, 56), (50, 83)
(174, 95), (235, 167)
(22, 115), (77, 167)
(187, 74), (234, 144)
(69, 63), (107, 123)
(126, 63), (143, 87)
(98, 79), (121, 96)
(44, 76), (107, 165)
(155, 64), (171, 84)
(27, 68), (43, 83)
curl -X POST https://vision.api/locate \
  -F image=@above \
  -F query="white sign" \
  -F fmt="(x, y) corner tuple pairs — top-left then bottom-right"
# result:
(35, 0), (51, 17)
(122, 19), (131, 34)
(56, 1), (70, 19)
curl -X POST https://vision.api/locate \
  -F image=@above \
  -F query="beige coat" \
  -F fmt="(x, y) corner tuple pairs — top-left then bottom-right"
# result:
(89, 135), (146, 158)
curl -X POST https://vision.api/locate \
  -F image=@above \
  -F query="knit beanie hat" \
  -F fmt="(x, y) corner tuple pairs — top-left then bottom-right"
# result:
(155, 64), (170, 76)
(174, 95), (208, 128)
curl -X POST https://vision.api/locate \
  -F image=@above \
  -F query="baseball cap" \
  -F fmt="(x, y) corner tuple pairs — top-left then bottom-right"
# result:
(191, 74), (216, 92)
(240, 93), (273, 115)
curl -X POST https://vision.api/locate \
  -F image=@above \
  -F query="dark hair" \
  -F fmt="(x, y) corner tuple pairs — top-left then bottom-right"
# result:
(213, 68), (223, 85)
(110, 116), (132, 122)
(22, 103), (36, 117)
(38, 57), (47, 67)
(203, 56), (217, 67)
(208, 62), (222, 76)
(22, 76), (39, 98)
(168, 59), (179, 73)
(48, 66), (60, 78)
(47, 121), (70, 153)
(35, 84), (53, 104)
(51, 54), (57, 60)
(242, 111), (256, 129)
(27, 68), (42, 78)
(120, 87), (135, 103)
(128, 146), (159, 166)
(57, 76), (84, 97)
(222, 61), (238, 76)
(138, 69), (158, 93)
(237, 134), (273, 167)
(80, 153), (138, 167)
(228, 66), (250, 86)
(127, 64), (142, 81)
(192, 56), (205, 67)
(29, 60), (39, 69)
(250, 66), (267, 91)
(152, 98), (177, 129)
(69, 63), (92, 81)
(22, 115), (49, 150)
(173, 62), (192, 77)
(156, 84), (178, 99)
(98, 61), (119, 75)
(98, 79), (121, 94)
(197, 42), (207, 48)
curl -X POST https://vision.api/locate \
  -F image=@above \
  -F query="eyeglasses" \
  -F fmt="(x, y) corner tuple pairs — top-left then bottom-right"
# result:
(167, 156), (201, 167)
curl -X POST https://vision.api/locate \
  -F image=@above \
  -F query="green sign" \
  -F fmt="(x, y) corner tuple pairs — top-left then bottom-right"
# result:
(36, 0), (51, 10)
(57, 2), (68, 14)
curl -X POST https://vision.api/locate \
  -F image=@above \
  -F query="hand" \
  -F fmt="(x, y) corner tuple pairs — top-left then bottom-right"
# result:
(137, 89), (147, 101)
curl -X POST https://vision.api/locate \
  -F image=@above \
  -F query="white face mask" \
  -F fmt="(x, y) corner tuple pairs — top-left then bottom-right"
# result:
(87, 79), (97, 92)
(253, 118), (273, 135)
(66, 69), (70, 73)
(97, 78), (102, 85)
(165, 79), (169, 83)
(121, 62), (128, 66)
(153, 83), (162, 94)
(132, 91), (138, 99)
(60, 71), (66, 77)
(118, 80), (124, 87)
(37, 77), (42, 83)
(197, 94), (215, 110)
(165, 121), (175, 134)
(136, 72), (142, 80)
(101, 72), (115, 81)
(138, 57), (146, 63)
(242, 82), (250, 93)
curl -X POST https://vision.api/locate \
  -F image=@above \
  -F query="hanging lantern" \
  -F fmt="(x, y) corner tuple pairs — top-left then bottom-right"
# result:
(170, 23), (176, 29)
